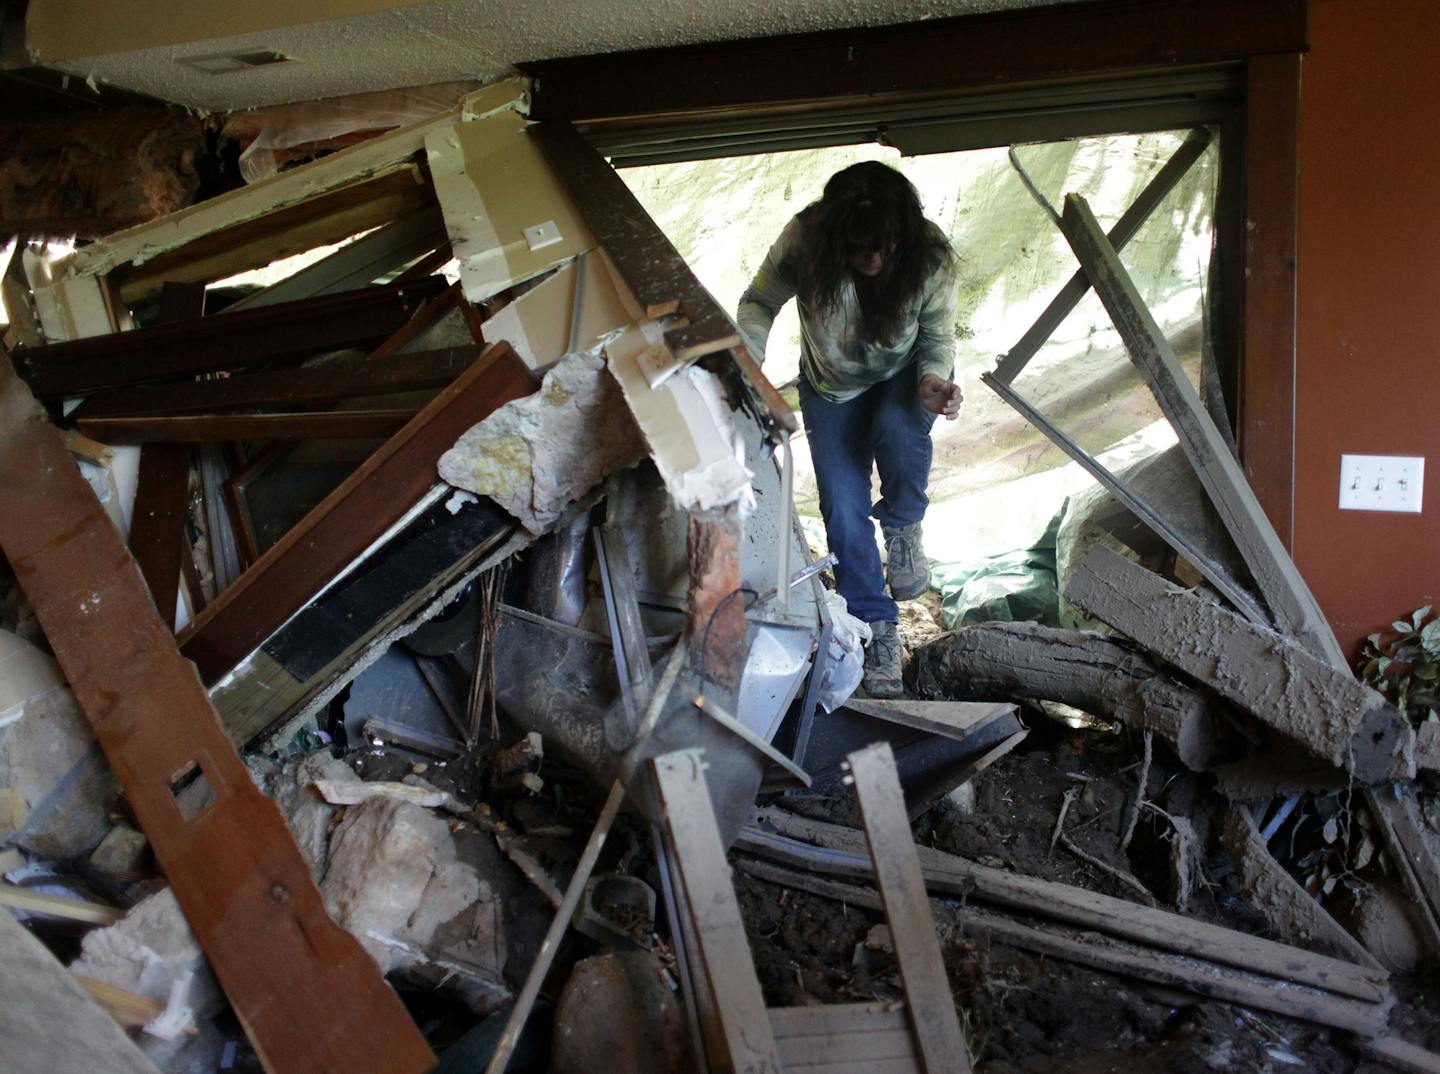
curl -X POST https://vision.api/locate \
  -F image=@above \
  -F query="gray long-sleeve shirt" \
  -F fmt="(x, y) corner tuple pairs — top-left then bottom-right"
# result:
(736, 215), (957, 403)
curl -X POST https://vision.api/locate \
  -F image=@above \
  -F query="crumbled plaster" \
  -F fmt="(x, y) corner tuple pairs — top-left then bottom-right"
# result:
(437, 350), (645, 533)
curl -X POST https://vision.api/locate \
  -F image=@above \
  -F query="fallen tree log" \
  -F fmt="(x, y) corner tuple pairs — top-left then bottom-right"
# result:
(906, 620), (1236, 770)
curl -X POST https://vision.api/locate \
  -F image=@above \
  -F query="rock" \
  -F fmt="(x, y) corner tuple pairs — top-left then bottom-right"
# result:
(0, 630), (116, 861)
(1349, 883), (1425, 974)
(551, 951), (686, 1074)
(88, 824), (151, 888)
(69, 887), (224, 1024)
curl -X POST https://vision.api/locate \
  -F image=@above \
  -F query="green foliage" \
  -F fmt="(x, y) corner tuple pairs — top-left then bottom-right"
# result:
(1357, 604), (1440, 724)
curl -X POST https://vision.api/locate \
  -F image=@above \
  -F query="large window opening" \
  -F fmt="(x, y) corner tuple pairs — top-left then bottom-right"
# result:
(620, 128), (1219, 630)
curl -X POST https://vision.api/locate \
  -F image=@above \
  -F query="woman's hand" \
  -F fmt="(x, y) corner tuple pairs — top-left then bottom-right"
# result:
(919, 373), (963, 420)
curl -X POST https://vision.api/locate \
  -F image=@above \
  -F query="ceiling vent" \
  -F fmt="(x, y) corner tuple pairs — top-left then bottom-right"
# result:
(178, 50), (294, 74)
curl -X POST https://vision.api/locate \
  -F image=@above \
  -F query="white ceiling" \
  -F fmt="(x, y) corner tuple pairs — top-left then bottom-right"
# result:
(38, 0), (1083, 112)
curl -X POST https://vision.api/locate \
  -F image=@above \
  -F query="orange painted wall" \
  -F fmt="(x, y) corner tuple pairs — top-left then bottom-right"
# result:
(1293, 0), (1440, 655)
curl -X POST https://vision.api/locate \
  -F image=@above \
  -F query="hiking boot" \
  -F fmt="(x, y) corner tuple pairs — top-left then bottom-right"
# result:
(883, 522), (930, 601)
(863, 620), (903, 699)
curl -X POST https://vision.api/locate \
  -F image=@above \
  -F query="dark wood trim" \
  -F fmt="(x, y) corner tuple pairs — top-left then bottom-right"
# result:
(128, 443), (192, 629)
(1239, 52), (1301, 551)
(79, 409), (417, 444)
(524, 0), (1305, 125)
(0, 352), (435, 1074)
(72, 345), (482, 419)
(176, 342), (537, 684)
(16, 275), (448, 399)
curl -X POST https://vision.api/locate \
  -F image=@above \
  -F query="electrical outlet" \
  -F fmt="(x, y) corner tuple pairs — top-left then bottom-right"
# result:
(1338, 454), (1424, 513)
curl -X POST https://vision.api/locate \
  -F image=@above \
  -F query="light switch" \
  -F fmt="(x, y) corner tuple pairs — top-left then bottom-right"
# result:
(1338, 454), (1424, 513)
(522, 220), (563, 252)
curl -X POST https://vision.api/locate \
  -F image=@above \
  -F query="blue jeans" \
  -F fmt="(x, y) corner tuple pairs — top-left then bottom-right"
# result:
(799, 363), (936, 625)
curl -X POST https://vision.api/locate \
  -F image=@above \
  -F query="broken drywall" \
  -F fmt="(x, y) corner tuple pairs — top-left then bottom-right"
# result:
(425, 106), (594, 305)
(69, 886), (226, 1035)
(481, 253), (634, 369)
(606, 322), (754, 514)
(438, 351), (645, 533)
(321, 795), (508, 1012)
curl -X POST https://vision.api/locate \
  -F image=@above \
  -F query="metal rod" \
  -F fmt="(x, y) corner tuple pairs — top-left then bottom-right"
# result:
(777, 433), (794, 612)
(483, 780), (627, 1074)
(981, 370), (1269, 627)
(992, 128), (1211, 386)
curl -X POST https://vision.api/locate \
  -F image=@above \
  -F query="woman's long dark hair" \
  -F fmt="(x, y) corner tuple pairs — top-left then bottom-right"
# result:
(793, 161), (954, 345)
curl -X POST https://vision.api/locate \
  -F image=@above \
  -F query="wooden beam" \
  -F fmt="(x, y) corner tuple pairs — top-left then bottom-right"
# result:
(16, 275), (449, 400)
(1058, 192), (1345, 667)
(522, 0), (1306, 124)
(0, 351), (435, 1074)
(846, 743), (972, 1074)
(176, 342), (536, 685)
(528, 121), (739, 361)
(1063, 546), (1405, 782)
(741, 811), (1388, 1003)
(80, 409), (416, 445)
(111, 166), (434, 305)
(73, 345), (483, 420)
(1239, 52), (1302, 549)
(736, 856), (1388, 1038)
(652, 749), (782, 1074)
(991, 128), (1212, 386)
(128, 280), (203, 629)
(128, 442), (191, 628)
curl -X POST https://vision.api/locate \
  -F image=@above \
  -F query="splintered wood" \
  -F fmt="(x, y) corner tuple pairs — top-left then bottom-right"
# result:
(0, 354), (433, 1074)
(847, 743), (973, 1074)
(1065, 546), (1407, 781)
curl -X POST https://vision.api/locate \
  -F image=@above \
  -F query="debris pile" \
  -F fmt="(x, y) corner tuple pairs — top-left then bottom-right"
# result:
(0, 78), (1437, 1074)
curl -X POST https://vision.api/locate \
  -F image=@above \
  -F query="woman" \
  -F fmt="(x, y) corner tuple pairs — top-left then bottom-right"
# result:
(738, 160), (961, 699)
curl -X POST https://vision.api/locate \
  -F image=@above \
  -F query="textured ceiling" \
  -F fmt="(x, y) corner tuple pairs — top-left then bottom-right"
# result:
(39, 0), (1083, 112)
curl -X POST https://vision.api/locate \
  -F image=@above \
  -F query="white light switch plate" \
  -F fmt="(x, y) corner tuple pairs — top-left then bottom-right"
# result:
(522, 220), (563, 252)
(1338, 454), (1424, 513)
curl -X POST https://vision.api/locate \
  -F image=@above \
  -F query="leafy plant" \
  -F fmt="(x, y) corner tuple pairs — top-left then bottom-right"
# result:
(1357, 605), (1440, 724)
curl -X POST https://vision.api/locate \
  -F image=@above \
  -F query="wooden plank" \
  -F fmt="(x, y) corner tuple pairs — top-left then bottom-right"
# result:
(226, 203), (449, 312)
(842, 698), (1019, 740)
(522, 0), (1306, 123)
(981, 370), (1270, 626)
(16, 275), (449, 400)
(846, 743), (971, 1074)
(528, 123), (796, 434)
(739, 814), (1389, 1003)
(1064, 546), (1406, 782)
(0, 351), (435, 1074)
(771, 1004), (916, 1070)
(0, 885), (122, 925)
(80, 409), (416, 445)
(1240, 52), (1301, 550)
(992, 127), (1211, 385)
(1057, 192), (1345, 667)
(176, 342), (536, 685)
(128, 442), (191, 629)
(652, 749), (782, 1074)
(527, 122), (738, 358)
(73, 974), (172, 1031)
(73, 345), (482, 420)
(113, 167), (436, 305)
(737, 856), (1389, 1039)
(770, 1002), (908, 1038)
